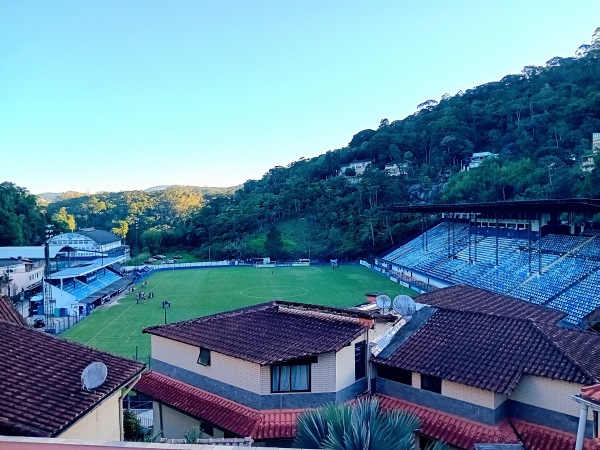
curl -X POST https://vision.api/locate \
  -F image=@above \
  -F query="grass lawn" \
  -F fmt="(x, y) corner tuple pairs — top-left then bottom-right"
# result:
(62, 265), (415, 362)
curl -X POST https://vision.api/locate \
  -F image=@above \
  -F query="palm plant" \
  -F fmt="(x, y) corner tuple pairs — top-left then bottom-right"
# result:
(293, 397), (447, 450)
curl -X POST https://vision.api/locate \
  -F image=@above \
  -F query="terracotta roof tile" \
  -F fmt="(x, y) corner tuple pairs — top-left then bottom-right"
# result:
(134, 372), (303, 439)
(377, 395), (600, 450)
(0, 321), (145, 437)
(0, 295), (28, 327)
(417, 285), (566, 323)
(144, 302), (369, 365)
(375, 287), (600, 394)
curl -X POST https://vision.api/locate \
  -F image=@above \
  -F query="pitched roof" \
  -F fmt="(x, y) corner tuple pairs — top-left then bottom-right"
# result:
(0, 296), (29, 327)
(144, 301), (370, 365)
(377, 395), (600, 450)
(416, 284), (566, 323)
(375, 287), (600, 394)
(135, 372), (302, 439)
(0, 321), (145, 437)
(76, 230), (121, 245)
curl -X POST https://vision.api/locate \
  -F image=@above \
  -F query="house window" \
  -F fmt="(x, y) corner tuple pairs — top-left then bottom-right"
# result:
(271, 363), (311, 392)
(355, 341), (366, 380)
(377, 365), (412, 385)
(197, 348), (211, 366)
(421, 374), (442, 393)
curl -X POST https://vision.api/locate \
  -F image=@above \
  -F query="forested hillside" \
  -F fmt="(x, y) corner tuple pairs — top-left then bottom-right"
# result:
(6, 32), (600, 260)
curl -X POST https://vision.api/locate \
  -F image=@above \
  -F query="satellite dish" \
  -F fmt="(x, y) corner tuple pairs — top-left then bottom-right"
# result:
(375, 295), (391, 311)
(81, 361), (108, 390)
(393, 295), (417, 317)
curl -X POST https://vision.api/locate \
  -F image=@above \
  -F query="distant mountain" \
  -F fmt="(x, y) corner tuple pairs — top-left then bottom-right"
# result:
(36, 192), (62, 203)
(144, 185), (241, 195)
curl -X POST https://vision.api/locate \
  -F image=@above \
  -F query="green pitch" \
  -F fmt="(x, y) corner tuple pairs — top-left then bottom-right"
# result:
(62, 265), (415, 362)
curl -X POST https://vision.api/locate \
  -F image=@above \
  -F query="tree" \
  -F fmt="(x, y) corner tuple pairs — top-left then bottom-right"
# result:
(265, 226), (284, 260)
(293, 397), (447, 450)
(52, 207), (76, 232)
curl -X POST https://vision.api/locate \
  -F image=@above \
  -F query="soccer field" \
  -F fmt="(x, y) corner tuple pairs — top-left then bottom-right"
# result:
(62, 265), (415, 362)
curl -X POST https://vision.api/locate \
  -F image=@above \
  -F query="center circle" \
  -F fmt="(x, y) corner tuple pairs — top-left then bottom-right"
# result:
(240, 286), (309, 299)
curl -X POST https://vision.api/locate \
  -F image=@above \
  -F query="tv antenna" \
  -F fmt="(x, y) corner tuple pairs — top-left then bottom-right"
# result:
(392, 295), (417, 317)
(375, 294), (391, 312)
(81, 361), (108, 390)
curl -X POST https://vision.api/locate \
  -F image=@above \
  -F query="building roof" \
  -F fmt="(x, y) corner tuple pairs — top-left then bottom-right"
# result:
(417, 285), (566, 323)
(143, 301), (372, 365)
(0, 296), (28, 327)
(387, 198), (600, 215)
(134, 372), (301, 440)
(71, 230), (121, 245)
(0, 321), (145, 437)
(375, 286), (600, 395)
(377, 395), (600, 450)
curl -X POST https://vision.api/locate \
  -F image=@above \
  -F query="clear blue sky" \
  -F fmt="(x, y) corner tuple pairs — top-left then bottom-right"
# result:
(1, 0), (599, 194)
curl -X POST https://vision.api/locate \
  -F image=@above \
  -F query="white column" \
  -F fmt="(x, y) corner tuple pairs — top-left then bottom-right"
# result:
(575, 403), (589, 450)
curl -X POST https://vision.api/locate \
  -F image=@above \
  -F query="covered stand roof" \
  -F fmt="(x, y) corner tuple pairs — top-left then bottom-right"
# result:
(387, 198), (600, 215)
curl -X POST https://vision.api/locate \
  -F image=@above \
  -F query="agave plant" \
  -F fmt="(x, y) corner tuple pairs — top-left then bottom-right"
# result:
(293, 397), (447, 450)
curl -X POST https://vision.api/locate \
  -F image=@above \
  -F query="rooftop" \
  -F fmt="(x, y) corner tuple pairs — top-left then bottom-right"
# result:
(377, 394), (600, 450)
(0, 321), (145, 437)
(135, 372), (301, 440)
(375, 286), (600, 394)
(0, 296), (29, 327)
(144, 301), (377, 365)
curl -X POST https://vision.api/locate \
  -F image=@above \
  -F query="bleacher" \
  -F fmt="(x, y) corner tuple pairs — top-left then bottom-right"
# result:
(379, 222), (600, 326)
(55, 269), (124, 302)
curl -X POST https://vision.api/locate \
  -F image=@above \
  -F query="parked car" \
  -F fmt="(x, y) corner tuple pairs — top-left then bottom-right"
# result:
(33, 318), (45, 328)
(166, 259), (175, 264)
(173, 255), (182, 259)
(154, 255), (166, 260)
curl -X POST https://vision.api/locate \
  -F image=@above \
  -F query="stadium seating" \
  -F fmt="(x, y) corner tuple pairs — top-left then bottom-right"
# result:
(380, 222), (600, 326)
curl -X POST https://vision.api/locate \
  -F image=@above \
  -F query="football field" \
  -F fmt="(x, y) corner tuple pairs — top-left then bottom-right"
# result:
(62, 265), (415, 362)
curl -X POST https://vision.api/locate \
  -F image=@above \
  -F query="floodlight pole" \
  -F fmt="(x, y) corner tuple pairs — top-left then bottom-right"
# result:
(134, 219), (139, 267)
(44, 225), (55, 333)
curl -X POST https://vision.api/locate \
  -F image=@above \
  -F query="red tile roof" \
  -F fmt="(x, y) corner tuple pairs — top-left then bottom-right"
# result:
(144, 301), (370, 365)
(0, 321), (145, 437)
(377, 394), (600, 450)
(375, 286), (600, 394)
(0, 295), (28, 327)
(134, 372), (302, 439)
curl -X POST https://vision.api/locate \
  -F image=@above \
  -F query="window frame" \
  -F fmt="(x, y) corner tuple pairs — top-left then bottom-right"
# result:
(197, 347), (211, 366)
(377, 364), (412, 385)
(420, 374), (442, 393)
(270, 356), (316, 393)
(354, 340), (367, 381)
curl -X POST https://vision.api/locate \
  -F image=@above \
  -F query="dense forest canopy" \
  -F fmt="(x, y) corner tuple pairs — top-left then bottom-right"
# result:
(4, 32), (600, 260)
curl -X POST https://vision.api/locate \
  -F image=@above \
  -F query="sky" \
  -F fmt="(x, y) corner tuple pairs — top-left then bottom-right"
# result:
(1, 1), (599, 194)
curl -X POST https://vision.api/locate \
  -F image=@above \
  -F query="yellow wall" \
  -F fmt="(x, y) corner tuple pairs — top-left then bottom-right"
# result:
(442, 380), (497, 408)
(58, 391), (121, 441)
(510, 375), (588, 418)
(152, 336), (262, 393)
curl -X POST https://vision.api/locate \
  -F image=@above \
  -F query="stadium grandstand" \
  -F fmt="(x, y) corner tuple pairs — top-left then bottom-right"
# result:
(376, 199), (600, 330)
(0, 229), (133, 329)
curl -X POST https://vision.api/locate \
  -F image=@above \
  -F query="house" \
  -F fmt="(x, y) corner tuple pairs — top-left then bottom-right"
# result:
(0, 295), (145, 440)
(339, 159), (373, 177)
(372, 285), (600, 450)
(0, 257), (44, 299)
(384, 162), (409, 177)
(469, 152), (496, 169)
(134, 301), (395, 445)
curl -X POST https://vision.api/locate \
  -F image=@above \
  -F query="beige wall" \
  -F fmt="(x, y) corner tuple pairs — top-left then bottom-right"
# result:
(153, 402), (224, 440)
(154, 333), (362, 396)
(336, 336), (365, 391)
(510, 375), (587, 418)
(58, 391), (121, 441)
(152, 336), (262, 393)
(442, 380), (497, 408)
